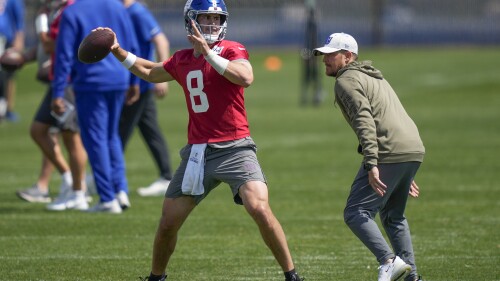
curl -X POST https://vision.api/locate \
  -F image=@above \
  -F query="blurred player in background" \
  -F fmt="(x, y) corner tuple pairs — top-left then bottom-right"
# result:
(17, 0), (90, 211)
(120, 0), (174, 197)
(314, 32), (425, 281)
(104, 0), (304, 279)
(0, 0), (24, 122)
(300, 0), (323, 106)
(52, 0), (139, 213)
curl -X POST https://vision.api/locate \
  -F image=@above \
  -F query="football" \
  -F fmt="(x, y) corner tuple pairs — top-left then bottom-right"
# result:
(78, 29), (114, 64)
(0, 48), (25, 72)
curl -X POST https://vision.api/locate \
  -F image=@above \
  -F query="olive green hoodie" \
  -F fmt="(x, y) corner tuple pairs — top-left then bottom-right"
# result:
(334, 61), (425, 167)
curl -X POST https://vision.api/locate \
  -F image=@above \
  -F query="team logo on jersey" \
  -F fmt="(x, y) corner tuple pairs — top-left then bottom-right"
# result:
(212, 46), (224, 54)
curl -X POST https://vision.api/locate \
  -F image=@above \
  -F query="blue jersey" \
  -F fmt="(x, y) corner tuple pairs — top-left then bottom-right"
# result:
(0, 0), (24, 45)
(52, 0), (139, 99)
(127, 1), (163, 93)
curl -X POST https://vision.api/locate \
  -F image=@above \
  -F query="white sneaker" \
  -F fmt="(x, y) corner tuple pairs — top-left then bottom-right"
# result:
(16, 185), (51, 203)
(116, 190), (131, 210)
(49, 186), (71, 208)
(137, 178), (170, 197)
(53, 180), (72, 203)
(378, 256), (411, 281)
(85, 194), (93, 203)
(46, 191), (89, 211)
(86, 199), (122, 214)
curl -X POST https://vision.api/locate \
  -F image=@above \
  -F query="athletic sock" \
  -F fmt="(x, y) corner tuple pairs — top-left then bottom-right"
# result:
(61, 171), (73, 187)
(74, 190), (85, 197)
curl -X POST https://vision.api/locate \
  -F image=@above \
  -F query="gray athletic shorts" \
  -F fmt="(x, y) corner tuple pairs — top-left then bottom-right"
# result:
(166, 137), (267, 205)
(33, 86), (79, 132)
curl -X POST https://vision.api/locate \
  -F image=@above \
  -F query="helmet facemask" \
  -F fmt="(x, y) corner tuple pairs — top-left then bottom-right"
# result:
(184, 8), (228, 44)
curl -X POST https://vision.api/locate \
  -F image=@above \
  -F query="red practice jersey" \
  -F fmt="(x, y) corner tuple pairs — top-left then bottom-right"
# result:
(47, 0), (74, 81)
(163, 40), (251, 144)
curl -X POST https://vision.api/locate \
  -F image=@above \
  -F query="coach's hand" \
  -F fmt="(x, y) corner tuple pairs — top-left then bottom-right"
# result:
(409, 180), (420, 198)
(368, 166), (387, 197)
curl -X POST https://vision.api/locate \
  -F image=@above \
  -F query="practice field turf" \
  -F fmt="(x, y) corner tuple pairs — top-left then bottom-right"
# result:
(0, 47), (499, 280)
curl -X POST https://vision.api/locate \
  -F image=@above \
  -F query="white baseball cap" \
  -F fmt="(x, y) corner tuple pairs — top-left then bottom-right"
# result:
(313, 32), (358, 56)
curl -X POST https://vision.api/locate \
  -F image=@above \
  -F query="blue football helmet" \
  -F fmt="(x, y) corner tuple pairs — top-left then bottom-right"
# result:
(184, 0), (228, 44)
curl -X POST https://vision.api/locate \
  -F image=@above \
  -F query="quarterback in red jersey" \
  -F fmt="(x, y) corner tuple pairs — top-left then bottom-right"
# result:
(105, 0), (304, 280)
(163, 39), (250, 143)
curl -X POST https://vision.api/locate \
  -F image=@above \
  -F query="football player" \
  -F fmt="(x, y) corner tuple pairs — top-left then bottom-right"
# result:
(104, 0), (304, 280)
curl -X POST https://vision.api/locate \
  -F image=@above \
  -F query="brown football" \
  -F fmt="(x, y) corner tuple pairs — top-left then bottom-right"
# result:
(0, 48), (25, 72)
(78, 29), (114, 64)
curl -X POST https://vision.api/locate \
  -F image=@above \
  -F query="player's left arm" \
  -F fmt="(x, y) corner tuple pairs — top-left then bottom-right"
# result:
(222, 59), (253, 88)
(11, 31), (24, 51)
(11, 0), (25, 51)
(106, 28), (173, 84)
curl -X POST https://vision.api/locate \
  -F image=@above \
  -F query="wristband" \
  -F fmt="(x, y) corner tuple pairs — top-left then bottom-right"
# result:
(121, 52), (137, 69)
(35, 14), (49, 34)
(204, 50), (229, 75)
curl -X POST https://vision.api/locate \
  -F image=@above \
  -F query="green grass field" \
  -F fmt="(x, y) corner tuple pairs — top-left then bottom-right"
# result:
(0, 47), (499, 281)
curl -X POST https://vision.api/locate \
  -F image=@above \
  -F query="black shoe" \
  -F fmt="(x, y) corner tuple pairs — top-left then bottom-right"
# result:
(138, 274), (166, 281)
(286, 274), (304, 281)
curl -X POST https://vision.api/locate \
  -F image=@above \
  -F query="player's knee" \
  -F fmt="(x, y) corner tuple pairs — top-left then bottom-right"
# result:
(157, 215), (179, 235)
(380, 211), (405, 227)
(344, 208), (371, 227)
(246, 201), (272, 223)
(246, 201), (265, 217)
(344, 209), (355, 226)
(30, 123), (45, 142)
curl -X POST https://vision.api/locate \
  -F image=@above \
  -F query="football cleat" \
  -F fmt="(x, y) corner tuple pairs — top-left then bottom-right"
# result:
(138, 274), (167, 281)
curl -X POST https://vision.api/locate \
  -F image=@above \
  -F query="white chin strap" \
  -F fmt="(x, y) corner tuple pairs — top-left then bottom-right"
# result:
(199, 24), (222, 44)
(203, 34), (219, 44)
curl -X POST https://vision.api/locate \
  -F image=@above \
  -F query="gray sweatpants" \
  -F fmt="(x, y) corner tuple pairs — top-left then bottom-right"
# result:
(344, 161), (420, 280)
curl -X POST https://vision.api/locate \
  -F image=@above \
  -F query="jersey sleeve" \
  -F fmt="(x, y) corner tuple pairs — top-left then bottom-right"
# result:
(222, 42), (249, 61)
(51, 12), (75, 98)
(12, 0), (25, 31)
(163, 52), (179, 81)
